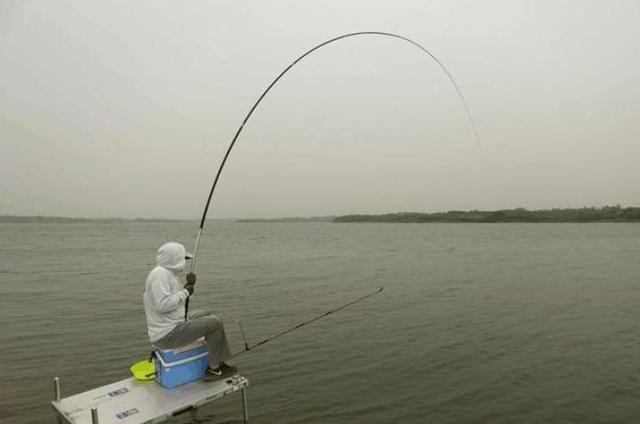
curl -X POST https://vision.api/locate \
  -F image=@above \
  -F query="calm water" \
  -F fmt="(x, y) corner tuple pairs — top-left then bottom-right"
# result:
(1, 222), (638, 423)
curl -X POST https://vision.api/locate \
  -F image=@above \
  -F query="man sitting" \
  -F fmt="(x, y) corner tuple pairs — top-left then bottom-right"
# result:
(143, 242), (237, 380)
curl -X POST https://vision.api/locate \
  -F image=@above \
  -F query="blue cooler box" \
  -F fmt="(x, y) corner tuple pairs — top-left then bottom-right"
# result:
(154, 339), (210, 389)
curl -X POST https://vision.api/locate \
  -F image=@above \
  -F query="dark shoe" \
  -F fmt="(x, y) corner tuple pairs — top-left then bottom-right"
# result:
(220, 362), (238, 376)
(204, 362), (237, 381)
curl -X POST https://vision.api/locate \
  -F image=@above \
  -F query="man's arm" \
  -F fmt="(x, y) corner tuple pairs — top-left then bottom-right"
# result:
(150, 278), (189, 313)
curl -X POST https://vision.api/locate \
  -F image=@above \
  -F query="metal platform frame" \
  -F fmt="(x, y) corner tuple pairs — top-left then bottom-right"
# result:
(51, 375), (249, 424)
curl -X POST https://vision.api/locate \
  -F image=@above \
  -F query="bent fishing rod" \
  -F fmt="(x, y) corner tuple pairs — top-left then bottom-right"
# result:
(185, 31), (479, 318)
(231, 287), (384, 358)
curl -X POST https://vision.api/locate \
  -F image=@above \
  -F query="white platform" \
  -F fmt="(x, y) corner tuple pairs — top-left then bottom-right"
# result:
(51, 375), (249, 424)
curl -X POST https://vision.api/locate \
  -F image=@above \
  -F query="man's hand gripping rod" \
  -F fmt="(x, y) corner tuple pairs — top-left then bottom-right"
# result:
(184, 228), (203, 321)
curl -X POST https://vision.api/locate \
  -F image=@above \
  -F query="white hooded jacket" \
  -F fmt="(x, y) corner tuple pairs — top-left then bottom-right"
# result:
(143, 242), (191, 342)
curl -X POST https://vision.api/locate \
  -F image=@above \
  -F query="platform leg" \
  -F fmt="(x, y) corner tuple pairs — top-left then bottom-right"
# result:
(91, 407), (99, 424)
(53, 377), (63, 424)
(241, 387), (249, 424)
(53, 377), (61, 402)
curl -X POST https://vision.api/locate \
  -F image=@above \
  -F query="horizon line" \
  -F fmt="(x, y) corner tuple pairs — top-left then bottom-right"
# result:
(1, 204), (636, 222)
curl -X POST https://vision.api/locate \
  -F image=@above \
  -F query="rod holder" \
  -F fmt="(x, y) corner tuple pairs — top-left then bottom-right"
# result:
(91, 407), (99, 424)
(53, 377), (61, 402)
(241, 387), (249, 424)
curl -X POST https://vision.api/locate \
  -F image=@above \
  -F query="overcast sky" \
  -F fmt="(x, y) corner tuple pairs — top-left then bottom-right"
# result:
(1, 1), (639, 219)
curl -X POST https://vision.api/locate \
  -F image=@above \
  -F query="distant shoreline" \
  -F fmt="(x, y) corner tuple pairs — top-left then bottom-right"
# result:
(3, 206), (639, 224)
(237, 216), (334, 223)
(333, 206), (640, 223)
(238, 206), (640, 223)
(0, 215), (189, 224)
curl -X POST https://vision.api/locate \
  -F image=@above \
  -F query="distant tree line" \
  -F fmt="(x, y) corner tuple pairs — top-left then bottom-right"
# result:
(334, 206), (640, 223)
(237, 216), (335, 223)
(0, 215), (184, 223)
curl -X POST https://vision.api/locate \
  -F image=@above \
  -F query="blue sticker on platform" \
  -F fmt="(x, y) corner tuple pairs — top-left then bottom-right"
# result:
(108, 388), (129, 397)
(116, 408), (139, 419)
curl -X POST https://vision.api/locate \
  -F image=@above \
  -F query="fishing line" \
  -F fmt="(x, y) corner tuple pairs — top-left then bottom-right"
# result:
(186, 31), (479, 319)
(230, 287), (384, 358)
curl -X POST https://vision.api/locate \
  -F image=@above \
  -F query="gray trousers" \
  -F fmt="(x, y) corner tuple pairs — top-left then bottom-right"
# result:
(154, 310), (232, 367)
